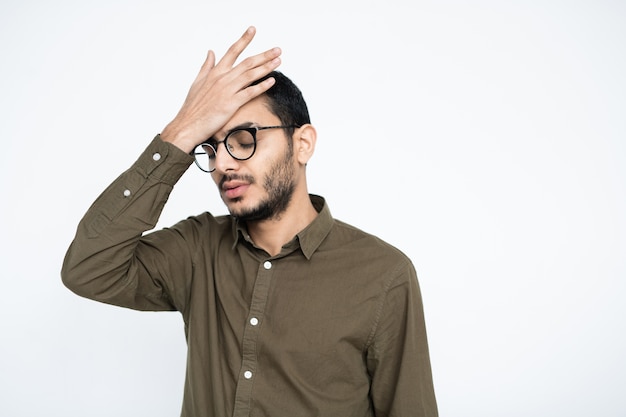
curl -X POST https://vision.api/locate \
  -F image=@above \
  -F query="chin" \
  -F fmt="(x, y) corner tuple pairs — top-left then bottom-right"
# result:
(229, 200), (279, 222)
(223, 198), (253, 218)
(224, 200), (247, 216)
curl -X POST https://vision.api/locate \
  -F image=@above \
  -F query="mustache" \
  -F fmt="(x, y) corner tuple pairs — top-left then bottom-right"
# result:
(219, 173), (255, 188)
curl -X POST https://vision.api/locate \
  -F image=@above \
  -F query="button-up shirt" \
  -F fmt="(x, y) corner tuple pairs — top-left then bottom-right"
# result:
(62, 136), (438, 417)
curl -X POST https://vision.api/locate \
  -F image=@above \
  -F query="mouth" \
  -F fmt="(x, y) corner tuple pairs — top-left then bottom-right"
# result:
(221, 179), (251, 200)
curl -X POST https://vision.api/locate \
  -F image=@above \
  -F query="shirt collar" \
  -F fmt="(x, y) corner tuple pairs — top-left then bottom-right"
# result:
(232, 194), (333, 260)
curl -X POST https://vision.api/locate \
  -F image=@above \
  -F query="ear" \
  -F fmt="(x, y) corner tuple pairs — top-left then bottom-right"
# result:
(294, 124), (317, 165)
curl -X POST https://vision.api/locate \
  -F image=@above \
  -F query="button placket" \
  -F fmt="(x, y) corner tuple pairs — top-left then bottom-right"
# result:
(232, 259), (276, 415)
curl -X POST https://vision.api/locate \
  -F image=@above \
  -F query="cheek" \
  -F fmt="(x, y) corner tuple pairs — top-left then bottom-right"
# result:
(210, 172), (221, 186)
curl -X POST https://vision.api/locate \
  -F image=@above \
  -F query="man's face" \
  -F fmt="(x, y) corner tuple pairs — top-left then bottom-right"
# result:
(210, 97), (296, 221)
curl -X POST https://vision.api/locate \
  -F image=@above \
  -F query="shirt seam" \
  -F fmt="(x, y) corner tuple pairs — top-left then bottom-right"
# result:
(363, 258), (410, 351)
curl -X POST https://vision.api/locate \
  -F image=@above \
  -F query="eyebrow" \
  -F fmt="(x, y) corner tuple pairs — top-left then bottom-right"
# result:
(209, 122), (257, 142)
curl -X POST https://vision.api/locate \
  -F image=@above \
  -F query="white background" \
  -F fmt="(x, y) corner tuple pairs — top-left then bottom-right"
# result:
(1, 1), (625, 416)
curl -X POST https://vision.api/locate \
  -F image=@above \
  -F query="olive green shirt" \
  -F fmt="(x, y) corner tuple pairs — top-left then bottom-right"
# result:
(62, 136), (438, 417)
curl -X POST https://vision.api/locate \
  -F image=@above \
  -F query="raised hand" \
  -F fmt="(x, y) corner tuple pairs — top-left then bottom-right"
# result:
(161, 26), (282, 153)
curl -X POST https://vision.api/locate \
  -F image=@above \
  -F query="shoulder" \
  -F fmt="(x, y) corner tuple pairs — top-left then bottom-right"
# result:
(323, 218), (414, 277)
(332, 219), (409, 256)
(146, 212), (235, 247)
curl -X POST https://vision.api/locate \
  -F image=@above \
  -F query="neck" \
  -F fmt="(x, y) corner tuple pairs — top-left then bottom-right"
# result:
(247, 193), (318, 256)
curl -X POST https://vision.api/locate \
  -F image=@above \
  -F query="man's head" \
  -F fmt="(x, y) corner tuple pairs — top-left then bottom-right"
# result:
(209, 72), (316, 222)
(250, 71), (311, 139)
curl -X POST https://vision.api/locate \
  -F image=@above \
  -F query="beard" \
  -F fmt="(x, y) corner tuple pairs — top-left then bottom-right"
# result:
(226, 144), (296, 222)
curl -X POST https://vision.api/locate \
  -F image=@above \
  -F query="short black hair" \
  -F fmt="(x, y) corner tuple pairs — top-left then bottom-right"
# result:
(252, 71), (311, 135)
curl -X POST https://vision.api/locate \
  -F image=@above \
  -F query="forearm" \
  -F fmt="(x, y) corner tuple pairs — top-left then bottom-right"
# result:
(61, 135), (193, 310)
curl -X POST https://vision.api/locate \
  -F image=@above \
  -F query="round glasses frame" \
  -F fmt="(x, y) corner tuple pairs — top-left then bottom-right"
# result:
(192, 125), (297, 173)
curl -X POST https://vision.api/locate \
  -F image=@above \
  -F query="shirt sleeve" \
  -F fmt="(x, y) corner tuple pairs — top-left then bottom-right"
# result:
(61, 135), (195, 312)
(366, 260), (439, 417)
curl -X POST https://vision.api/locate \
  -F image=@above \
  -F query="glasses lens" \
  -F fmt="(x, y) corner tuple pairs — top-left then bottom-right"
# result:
(226, 129), (256, 160)
(193, 143), (216, 172)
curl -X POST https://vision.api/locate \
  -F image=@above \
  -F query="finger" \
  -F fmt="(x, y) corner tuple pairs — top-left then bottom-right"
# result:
(243, 54), (282, 85)
(201, 50), (216, 72)
(218, 26), (257, 69)
(195, 50), (215, 80)
(233, 55), (282, 104)
(237, 75), (276, 102)
(237, 47), (282, 73)
(188, 50), (216, 90)
(220, 47), (281, 88)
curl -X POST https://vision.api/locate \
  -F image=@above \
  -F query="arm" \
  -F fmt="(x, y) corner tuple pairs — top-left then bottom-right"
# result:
(61, 27), (281, 310)
(367, 262), (439, 417)
(61, 136), (194, 311)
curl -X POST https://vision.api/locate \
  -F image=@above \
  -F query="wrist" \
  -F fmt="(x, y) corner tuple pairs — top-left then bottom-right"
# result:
(160, 123), (201, 154)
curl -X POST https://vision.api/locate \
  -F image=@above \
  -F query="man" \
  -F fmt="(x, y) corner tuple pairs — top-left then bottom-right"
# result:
(62, 26), (438, 417)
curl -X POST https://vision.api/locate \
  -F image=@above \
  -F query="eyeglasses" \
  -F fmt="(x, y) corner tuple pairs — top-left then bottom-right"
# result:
(192, 125), (297, 173)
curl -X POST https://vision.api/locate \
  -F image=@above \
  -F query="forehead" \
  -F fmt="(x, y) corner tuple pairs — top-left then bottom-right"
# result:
(223, 96), (278, 130)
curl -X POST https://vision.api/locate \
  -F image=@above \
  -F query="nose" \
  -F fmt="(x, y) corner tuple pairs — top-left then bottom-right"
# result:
(212, 141), (240, 174)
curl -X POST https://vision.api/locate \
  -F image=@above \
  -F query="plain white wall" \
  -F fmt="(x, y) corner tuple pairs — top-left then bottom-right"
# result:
(1, 1), (625, 416)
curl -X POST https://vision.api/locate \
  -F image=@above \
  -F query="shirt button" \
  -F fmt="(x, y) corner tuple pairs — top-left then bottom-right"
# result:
(263, 261), (272, 270)
(123, 189), (131, 197)
(244, 371), (253, 379)
(250, 317), (259, 326)
(152, 152), (161, 161)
